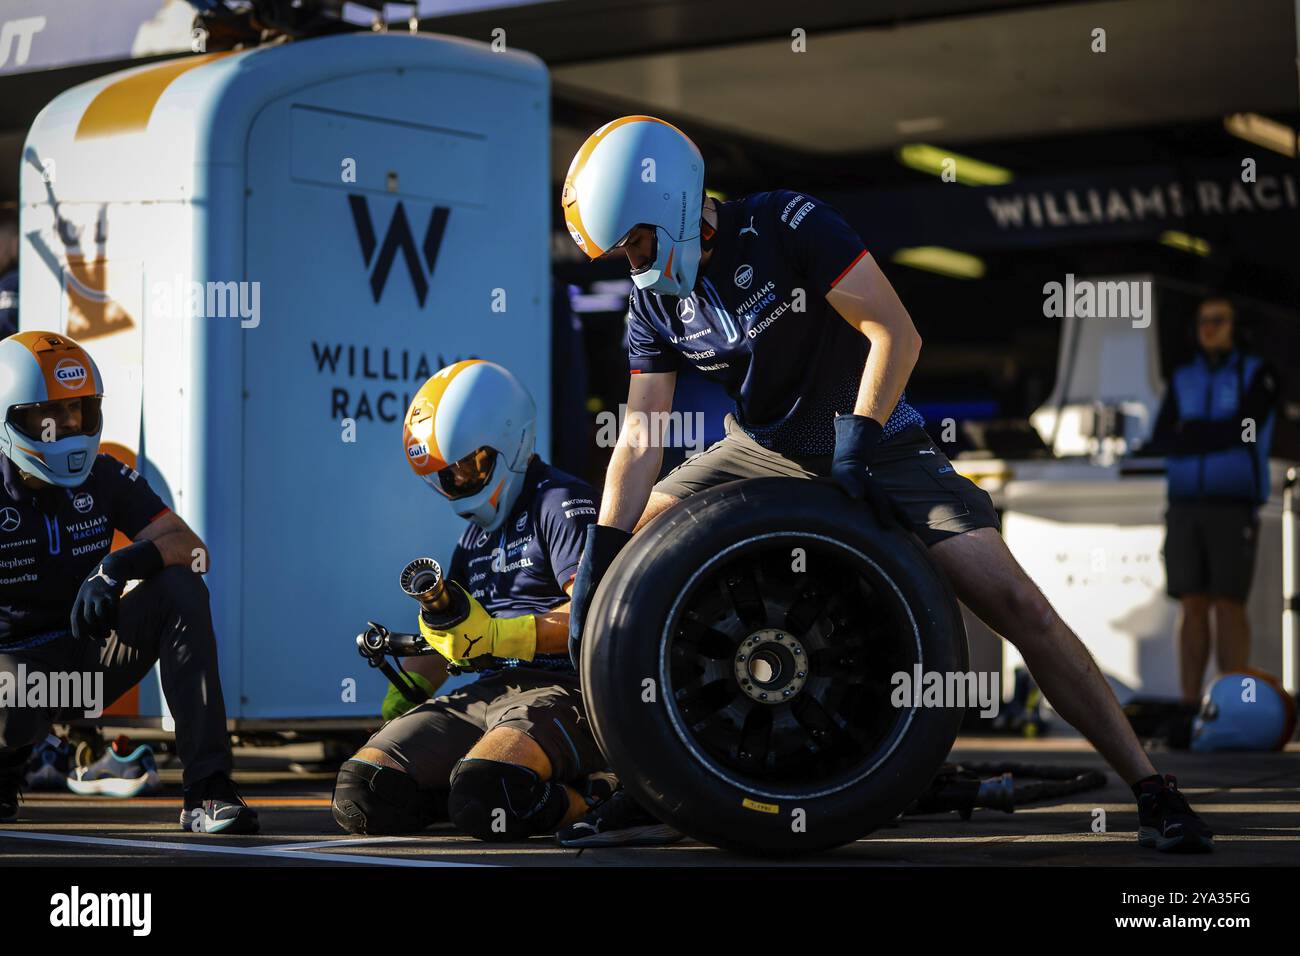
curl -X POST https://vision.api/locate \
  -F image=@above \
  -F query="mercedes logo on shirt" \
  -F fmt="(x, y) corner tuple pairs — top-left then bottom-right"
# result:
(0, 508), (20, 533)
(678, 298), (696, 323)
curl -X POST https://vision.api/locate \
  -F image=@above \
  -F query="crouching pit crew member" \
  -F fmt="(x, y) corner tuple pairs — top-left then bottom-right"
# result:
(0, 331), (255, 833)
(332, 361), (627, 843)
(559, 116), (1214, 852)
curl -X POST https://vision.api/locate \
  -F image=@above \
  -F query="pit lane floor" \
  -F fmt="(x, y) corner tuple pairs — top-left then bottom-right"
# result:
(3, 736), (1297, 866)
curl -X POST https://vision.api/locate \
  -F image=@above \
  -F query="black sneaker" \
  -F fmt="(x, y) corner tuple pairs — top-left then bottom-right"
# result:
(1135, 774), (1213, 853)
(556, 787), (683, 848)
(180, 773), (260, 835)
(0, 767), (22, 823)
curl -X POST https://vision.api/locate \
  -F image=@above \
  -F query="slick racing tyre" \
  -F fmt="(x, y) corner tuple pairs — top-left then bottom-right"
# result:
(581, 478), (969, 856)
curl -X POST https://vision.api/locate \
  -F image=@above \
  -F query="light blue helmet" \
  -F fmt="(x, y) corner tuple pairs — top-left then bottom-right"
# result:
(0, 331), (105, 488)
(1191, 671), (1296, 752)
(562, 115), (705, 298)
(402, 360), (536, 533)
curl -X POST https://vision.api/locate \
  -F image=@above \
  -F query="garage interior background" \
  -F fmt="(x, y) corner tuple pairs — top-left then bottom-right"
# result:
(0, 0), (1297, 703)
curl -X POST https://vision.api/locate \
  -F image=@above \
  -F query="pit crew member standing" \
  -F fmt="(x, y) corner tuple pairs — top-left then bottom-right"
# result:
(331, 361), (621, 842)
(1148, 295), (1278, 702)
(559, 116), (1214, 853)
(0, 331), (255, 833)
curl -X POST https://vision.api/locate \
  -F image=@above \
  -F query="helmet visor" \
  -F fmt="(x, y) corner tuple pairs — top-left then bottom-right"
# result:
(598, 224), (658, 274)
(435, 446), (498, 500)
(7, 396), (103, 443)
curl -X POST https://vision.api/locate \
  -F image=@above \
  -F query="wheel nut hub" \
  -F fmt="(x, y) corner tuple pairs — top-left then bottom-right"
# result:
(734, 628), (808, 704)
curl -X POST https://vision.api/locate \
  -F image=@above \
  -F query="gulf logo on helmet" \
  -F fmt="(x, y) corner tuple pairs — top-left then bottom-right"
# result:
(9, 331), (99, 399)
(401, 359), (485, 477)
(54, 359), (88, 390)
(406, 438), (430, 468)
(566, 221), (587, 253)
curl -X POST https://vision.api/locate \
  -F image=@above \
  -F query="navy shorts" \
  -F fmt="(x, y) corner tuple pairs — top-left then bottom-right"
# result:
(1163, 501), (1259, 600)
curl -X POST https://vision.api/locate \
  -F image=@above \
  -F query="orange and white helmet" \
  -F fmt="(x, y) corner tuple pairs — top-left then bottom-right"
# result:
(402, 360), (536, 531)
(562, 115), (705, 297)
(0, 331), (104, 487)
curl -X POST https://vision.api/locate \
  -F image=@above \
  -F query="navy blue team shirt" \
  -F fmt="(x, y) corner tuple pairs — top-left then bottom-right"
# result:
(447, 456), (596, 674)
(0, 453), (170, 648)
(626, 190), (925, 456)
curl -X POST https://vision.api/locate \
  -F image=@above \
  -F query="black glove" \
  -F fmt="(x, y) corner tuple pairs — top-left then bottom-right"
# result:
(568, 524), (632, 668)
(71, 541), (164, 642)
(830, 413), (905, 530)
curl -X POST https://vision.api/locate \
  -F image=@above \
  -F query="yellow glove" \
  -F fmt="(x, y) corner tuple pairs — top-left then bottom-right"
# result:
(418, 585), (537, 665)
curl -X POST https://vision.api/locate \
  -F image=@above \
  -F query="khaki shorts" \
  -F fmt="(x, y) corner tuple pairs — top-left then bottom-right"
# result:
(654, 415), (1000, 548)
(364, 668), (605, 791)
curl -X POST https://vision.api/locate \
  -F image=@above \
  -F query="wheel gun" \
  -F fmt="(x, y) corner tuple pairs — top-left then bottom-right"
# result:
(354, 557), (477, 707)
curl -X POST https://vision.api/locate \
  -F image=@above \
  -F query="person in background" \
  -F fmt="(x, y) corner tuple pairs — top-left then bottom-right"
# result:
(1148, 294), (1278, 703)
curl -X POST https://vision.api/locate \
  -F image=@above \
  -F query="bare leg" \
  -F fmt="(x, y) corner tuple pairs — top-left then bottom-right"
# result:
(929, 528), (1157, 784)
(1211, 598), (1251, 675)
(634, 491), (682, 533)
(464, 726), (588, 826)
(354, 746), (404, 770)
(1177, 595), (1212, 703)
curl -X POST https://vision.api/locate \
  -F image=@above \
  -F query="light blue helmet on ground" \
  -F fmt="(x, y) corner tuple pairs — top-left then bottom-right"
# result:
(402, 360), (536, 532)
(0, 331), (104, 488)
(1191, 670), (1296, 752)
(562, 115), (705, 298)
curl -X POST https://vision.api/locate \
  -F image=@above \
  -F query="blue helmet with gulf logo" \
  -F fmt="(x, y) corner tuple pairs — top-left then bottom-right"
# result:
(402, 360), (536, 532)
(1191, 670), (1296, 752)
(0, 331), (104, 488)
(562, 115), (705, 298)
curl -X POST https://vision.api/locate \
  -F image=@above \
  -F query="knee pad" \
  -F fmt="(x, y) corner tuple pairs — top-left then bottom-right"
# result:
(447, 758), (570, 842)
(331, 758), (446, 835)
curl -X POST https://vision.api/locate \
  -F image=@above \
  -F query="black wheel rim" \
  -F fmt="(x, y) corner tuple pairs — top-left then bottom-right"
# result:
(661, 532), (922, 801)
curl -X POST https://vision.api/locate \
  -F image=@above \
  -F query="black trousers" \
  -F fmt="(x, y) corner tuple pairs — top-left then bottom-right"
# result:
(0, 567), (232, 789)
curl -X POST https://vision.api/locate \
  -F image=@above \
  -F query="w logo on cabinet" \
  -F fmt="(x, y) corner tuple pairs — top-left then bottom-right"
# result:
(347, 196), (451, 307)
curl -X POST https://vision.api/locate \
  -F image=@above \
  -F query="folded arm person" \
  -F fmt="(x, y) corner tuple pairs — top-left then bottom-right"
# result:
(1146, 360), (1278, 457)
